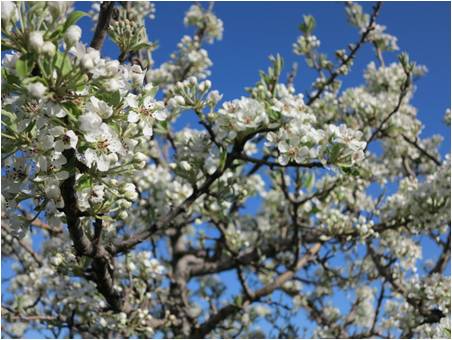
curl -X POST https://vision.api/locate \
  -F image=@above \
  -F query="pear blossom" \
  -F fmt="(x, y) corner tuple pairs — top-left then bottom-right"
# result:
(82, 124), (125, 171)
(127, 95), (168, 137)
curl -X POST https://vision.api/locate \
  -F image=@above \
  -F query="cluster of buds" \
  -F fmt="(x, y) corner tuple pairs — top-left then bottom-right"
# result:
(108, 16), (152, 56)
(167, 76), (221, 111)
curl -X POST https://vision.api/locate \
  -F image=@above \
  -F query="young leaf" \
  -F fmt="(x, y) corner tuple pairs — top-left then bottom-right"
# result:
(63, 11), (87, 32)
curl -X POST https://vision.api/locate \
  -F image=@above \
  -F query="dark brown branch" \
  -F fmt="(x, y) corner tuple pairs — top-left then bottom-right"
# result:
(113, 127), (279, 254)
(190, 243), (321, 338)
(90, 2), (115, 50)
(370, 282), (385, 335)
(364, 65), (411, 152)
(402, 134), (441, 166)
(367, 244), (445, 326)
(2, 225), (43, 266)
(237, 153), (324, 169)
(286, 62), (298, 88)
(429, 228), (451, 275)
(306, 2), (382, 105)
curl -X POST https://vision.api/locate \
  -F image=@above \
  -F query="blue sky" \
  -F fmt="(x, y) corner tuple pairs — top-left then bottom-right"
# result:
(2, 1), (451, 338)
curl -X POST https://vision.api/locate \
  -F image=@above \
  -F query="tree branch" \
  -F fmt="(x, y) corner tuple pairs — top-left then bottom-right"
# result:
(306, 2), (382, 106)
(90, 2), (115, 50)
(190, 243), (321, 338)
(364, 65), (411, 152)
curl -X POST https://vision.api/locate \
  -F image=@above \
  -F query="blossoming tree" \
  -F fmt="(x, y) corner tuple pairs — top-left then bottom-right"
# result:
(1, 1), (450, 338)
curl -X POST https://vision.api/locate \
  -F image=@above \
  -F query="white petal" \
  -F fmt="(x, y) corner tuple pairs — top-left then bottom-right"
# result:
(125, 94), (138, 108)
(278, 155), (289, 166)
(128, 111), (140, 123)
(54, 140), (66, 152)
(96, 154), (110, 172)
(154, 110), (167, 121)
(84, 149), (97, 167)
(143, 124), (153, 137)
(79, 112), (102, 132)
(277, 141), (289, 153)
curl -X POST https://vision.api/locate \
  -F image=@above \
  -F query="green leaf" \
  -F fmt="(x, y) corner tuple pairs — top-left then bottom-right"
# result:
(219, 147), (228, 171)
(304, 172), (315, 191)
(299, 15), (316, 34)
(130, 42), (153, 52)
(329, 144), (343, 163)
(23, 119), (36, 133)
(15, 56), (33, 78)
(96, 215), (115, 222)
(63, 11), (87, 31)
(97, 91), (122, 107)
(54, 51), (73, 75)
(234, 295), (243, 307)
(267, 109), (281, 122)
(62, 102), (82, 118)
(77, 174), (92, 191)
(2, 109), (16, 121)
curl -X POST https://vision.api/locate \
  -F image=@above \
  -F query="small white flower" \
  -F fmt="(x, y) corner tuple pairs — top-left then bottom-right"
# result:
(204, 155), (218, 175)
(215, 97), (267, 140)
(82, 124), (124, 171)
(79, 112), (102, 132)
(85, 96), (113, 119)
(46, 103), (67, 118)
(54, 130), (78, 152)
(207, 90), (222, 106)
(128, 95), (167, 137)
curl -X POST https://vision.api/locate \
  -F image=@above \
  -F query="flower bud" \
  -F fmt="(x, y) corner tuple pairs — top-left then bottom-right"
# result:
(26, 82), (47, 98)
(48, 2), (70, 18)
(118, 199), (132, 209)
(42, 41), (56, 56)
(180, 161), (192, 171)
(118, 210), (128, 220)
(188, 76), (197, 86)
(120, 183), (138, 201)
(109, 179), (119, 186)
(207, 90), (222, 105)
(168, 95), (185, 109)
(125, 190), (138, 201)
(130, 65), (145, 85)
(29, 31), (44, 52)
(1, 1), (17, 22)
(80, 49), (100, 71)
(133, 152), (148, 169)
(64, 25), (82, 47)
(45, 183), (61, 200)
(198, 80), (211, 92)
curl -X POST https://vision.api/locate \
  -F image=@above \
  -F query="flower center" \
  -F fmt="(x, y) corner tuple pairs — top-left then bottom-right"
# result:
(97, 139), (109, 150)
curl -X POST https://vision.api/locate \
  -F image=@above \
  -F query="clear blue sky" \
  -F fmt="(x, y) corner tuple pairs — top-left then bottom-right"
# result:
(2, 1), (450, 338)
